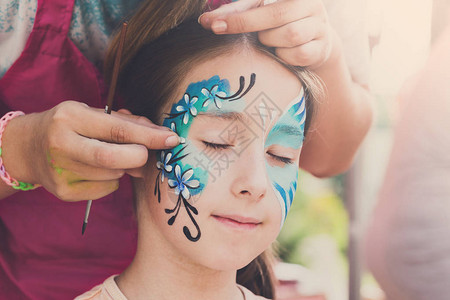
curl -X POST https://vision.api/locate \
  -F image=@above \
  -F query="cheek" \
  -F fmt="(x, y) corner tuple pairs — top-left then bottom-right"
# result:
(265, 162), (299, 226)
(177, 142), (210, 196)
(143, 156), (169, 215)
(263, 185), (285, 235)
(152, 141), (214, 242)
(263, 91), (306, 225)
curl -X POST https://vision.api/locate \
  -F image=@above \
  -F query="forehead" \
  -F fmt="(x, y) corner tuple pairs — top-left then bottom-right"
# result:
(176, 48), (303, 112)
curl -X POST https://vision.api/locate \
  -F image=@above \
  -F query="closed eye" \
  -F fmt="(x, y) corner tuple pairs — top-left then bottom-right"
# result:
(267, 152), (294, 164)
(203, 141), (231, 150)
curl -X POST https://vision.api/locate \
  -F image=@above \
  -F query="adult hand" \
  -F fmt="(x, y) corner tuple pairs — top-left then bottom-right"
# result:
(199, 0), (336, 69)
(1, 101), (179, 201)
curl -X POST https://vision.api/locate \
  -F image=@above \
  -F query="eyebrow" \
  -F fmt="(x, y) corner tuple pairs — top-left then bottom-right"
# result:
(196, 111), (246, 123)
(197, 112), (303, 136)
(271, 124), (303, 137)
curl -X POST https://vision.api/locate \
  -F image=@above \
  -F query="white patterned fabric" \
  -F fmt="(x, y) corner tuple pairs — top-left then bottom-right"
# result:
(0, 0), (371, 86)
(0, 0), (141, 77)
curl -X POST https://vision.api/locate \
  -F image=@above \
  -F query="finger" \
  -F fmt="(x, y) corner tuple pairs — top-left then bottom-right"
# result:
(111, 110), (172, 131)
(275, 39), (327, 67)
(53, 160), (125, 182)
(125, 166), (145, 178)
(117, 108), (132, 115)
(48, 149), (126, 181)
(58, 103), (178, 148)
(258, 16), (325, 48)
(62, 132), (150, 169)
(75, 109), (180, 149)
(208, 0), (316, 34)
(125, 154), (153, 178)
(200, 0), (262, 27)
(56, 179), (120, 202)
(93, 107), (170, 131)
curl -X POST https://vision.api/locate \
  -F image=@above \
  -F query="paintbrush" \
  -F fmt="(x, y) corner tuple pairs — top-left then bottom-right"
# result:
(82, 21), (128, 235)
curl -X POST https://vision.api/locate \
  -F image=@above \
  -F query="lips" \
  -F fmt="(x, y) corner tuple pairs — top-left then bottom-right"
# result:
(212, 214), (261, 230)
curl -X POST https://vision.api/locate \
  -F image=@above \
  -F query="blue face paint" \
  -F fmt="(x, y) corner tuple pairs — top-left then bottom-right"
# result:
(264, 89), (306, 226)
(155, 73), (304, 239)
(154, 74), (255, 242)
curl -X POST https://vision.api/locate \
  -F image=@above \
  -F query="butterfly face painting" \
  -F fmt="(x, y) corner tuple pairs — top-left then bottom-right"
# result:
(154, 73), (306, 242)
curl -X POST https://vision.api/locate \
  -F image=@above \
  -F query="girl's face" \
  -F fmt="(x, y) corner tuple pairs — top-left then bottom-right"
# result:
(142, 49), (305, 270)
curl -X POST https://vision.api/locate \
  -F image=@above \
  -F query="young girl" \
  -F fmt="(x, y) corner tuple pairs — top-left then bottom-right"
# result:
(76, 1), (319, 299)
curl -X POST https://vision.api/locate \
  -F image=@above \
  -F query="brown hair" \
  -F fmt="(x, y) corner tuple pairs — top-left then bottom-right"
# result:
(113, 19), (318, 131)
(105, 0), (208, 82)
(105, 1), (320, 299)
(237, 248), (278, 298)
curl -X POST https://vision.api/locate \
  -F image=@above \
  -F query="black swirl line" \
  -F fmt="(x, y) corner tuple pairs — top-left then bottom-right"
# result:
(217, 76), (245, 100)
(229, 73), (256, 101)
(182, 197), (201, 242)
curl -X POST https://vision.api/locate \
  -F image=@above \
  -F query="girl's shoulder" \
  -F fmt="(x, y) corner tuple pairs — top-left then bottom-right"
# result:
(76, 277), (271, 300)
(237, 285), (272, 300)
(75, 275), (126, 300)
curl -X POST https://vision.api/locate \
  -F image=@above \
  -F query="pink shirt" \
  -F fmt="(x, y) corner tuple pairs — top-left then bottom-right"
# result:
(0, 0), (137, 298)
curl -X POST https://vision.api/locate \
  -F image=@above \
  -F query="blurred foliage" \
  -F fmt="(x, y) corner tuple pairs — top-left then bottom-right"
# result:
(276, 171), (349, 266)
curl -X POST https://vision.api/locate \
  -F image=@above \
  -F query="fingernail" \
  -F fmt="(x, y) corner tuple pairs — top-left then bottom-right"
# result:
(198, 13), (210, 25)
(211, 20), (227, 33)
(165, 135), (180, 147)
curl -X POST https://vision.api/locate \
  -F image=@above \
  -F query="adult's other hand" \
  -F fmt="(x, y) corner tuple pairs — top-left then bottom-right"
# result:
(1, 101), (180, 201)
(199, 0), (335, 69)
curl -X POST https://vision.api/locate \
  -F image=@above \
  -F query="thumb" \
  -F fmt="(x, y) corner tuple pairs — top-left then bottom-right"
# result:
(199, 0), (262, 28)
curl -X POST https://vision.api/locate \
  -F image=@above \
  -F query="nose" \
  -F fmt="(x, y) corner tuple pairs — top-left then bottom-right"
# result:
(230, 145), (267, 202)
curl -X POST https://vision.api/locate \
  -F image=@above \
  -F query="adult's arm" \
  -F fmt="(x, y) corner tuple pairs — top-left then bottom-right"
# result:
(0, 102), (180, 200)
(298, 30), (373, 177)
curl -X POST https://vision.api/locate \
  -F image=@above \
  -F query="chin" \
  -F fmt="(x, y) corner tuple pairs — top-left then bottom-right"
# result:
(201, 255), (259, 272)
(195, 241), (265, 271)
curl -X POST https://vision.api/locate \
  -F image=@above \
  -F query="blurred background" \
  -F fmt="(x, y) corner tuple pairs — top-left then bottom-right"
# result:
(275, 0), (448, 299)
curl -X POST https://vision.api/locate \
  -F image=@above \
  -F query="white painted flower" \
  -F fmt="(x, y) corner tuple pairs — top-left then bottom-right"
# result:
(170, 122), (186, 144)
(201, 85), (227, 108)
(176, 94), (198, 124)
(168, 165), (200, 200)
(156, 151), (173, 182)
(170, 122), (177, 133)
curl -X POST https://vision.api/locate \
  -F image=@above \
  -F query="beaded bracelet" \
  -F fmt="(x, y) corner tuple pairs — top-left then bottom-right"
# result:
(0, 111), (39, 191)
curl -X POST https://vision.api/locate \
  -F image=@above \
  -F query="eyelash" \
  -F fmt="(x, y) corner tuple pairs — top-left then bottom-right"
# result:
(267, 152), (294, 164)
(203, 141), (231, 150)
(203, 141), (294, 164)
